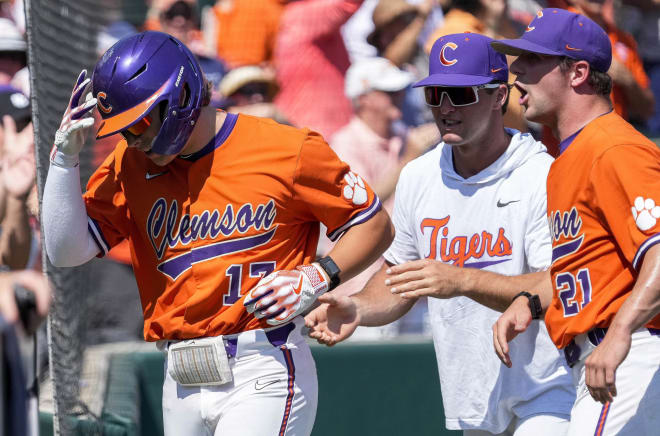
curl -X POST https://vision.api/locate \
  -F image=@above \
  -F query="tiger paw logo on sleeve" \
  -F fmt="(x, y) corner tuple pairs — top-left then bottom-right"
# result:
(342, 171), (368, 205)
(631, 196), (660, 231)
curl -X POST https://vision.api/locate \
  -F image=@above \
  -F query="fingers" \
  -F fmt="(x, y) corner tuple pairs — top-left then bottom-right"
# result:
(75, 69), (88, 90)
(317, 293), (337, 306)
(243, 288), (272, 312)
(585, 356), (616, 404)
(66, 117), (96, 135)
(492, 322), (512, 367)
(70, 97), (97, 121)
(70, 77), (91, 110)
(2, 115), (16, 138)
(386, 259), (426, 276)
(0, 280), (18, 323)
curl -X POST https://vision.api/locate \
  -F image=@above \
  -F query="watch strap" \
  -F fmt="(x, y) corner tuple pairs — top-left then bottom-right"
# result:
(316, 256), (341, 290)
(512, 291), (542, 320)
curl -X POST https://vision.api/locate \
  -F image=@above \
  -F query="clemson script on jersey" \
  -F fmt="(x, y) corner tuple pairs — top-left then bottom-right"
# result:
(83, 113), (381, 341)
(544, 112), (660, 348)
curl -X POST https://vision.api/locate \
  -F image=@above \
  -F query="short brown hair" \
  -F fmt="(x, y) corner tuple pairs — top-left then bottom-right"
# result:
(558, 57), (612, 96)
(484, 81), (510, 115)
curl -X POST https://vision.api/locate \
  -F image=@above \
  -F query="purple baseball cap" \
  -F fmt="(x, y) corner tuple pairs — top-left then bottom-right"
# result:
(413, 33), (508, 88)
(491, 9), (611, 72)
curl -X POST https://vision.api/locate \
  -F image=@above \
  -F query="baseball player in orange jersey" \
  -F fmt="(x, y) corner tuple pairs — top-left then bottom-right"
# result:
(41, 32), (394, 435)
(484, 9), (660, 436)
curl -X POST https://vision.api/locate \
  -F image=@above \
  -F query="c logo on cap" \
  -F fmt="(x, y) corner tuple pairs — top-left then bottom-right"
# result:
(97, 92), (112, 114)
(439, 43), (458, 66)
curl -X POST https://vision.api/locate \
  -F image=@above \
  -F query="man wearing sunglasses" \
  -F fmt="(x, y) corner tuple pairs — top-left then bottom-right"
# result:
(40, 31), (394, 435)
(306, 33), (573, 435)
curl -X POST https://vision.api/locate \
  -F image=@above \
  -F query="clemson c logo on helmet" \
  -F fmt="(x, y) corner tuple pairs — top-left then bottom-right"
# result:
(526, 10), (543, 32)
(439, 42), (458, 66)
(97, 92), (112, 114)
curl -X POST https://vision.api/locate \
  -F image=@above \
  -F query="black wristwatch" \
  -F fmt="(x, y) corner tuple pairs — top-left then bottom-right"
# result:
(512, 291), (542, 320)
(316, 256), (341, 290)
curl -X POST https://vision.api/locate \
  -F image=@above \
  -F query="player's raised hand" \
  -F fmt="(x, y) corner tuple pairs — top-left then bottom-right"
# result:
(50, 70), (97, 167)
(244, 263), (330, 326)
(584, 327), (631, 404)
(305, 293), (360, 346)
(492, 296), (533, 368)
(386, 259), (464, 299)
(2, 117), (35, 199)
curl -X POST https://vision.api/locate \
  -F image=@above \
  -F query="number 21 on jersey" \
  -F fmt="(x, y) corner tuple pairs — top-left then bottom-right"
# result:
(555, 268), (592, 317)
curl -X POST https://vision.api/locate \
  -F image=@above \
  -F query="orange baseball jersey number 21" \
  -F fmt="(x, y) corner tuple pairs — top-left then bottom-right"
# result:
(555, 268), (592, 317)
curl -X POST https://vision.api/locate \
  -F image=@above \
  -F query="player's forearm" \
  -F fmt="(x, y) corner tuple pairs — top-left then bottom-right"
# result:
(0, 195), (31, 269)
(608, 244), (660, 335)
(353, 262), (416, 326)
(43, 163), (100, 267)
(462, 269), (552, 312)
(326, 208), (394, 283)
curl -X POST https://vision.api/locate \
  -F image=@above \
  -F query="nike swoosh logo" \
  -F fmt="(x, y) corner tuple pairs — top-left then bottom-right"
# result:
(491, 68), (503, 73)
(565, 44), (582, 51)
(293, 275), (304, 295)
(146, 171), (168, 180)
(255, 379), (280, 390)
(497, 199), (520, 207)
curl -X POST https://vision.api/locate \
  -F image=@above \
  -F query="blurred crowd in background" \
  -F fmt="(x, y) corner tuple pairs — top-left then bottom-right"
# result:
(0, 0), (659, 348)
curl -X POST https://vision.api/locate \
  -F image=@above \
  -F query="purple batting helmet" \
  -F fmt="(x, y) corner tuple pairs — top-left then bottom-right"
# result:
(92, 31), (206, 155)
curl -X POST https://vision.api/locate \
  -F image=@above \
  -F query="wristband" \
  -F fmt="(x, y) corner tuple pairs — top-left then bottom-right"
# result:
(512, 291), (542, 320)
(316, 256), (341, 290)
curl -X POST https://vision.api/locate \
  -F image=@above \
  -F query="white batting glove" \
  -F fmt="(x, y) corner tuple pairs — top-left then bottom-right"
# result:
(244, 263), (330, 326)
(50, 70), (98, 168)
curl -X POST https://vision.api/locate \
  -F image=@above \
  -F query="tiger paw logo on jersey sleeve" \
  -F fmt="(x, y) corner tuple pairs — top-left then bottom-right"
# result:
(342, 171), (368, 205)
(632, 196), (660, 231)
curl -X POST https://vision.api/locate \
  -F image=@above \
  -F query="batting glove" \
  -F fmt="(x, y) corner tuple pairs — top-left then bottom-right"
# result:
(50, 70), (98, 168)
(244, 263), (330, 326)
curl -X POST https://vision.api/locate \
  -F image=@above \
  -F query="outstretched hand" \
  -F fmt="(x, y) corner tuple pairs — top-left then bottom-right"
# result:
(305, 293), (360, 346)
(2, 117), (35, 199)
(492, 296), (533, 367)
(386, 259), (464, 300)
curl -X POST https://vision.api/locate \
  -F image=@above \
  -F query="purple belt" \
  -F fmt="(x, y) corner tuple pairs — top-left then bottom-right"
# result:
(224, 322), (295, 359)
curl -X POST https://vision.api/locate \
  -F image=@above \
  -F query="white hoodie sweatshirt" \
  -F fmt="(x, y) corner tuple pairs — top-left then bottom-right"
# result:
(385, 129), (575, 433)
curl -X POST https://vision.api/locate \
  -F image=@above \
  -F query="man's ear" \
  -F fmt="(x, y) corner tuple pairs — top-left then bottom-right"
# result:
(494, 84), (508, 110)
(570, 60), (590, 88)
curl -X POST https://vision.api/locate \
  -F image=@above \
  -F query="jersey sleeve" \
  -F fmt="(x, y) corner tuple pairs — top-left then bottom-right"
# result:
(384, 164), (419, 265)
(82, 148), (132, 255)
(291, 131), (381, 242)
(590, 144), (660, 270)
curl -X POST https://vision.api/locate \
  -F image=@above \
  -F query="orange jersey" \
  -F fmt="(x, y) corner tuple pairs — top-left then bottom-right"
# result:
(83, 113), (380, 341)
(545, 112), (660, 348)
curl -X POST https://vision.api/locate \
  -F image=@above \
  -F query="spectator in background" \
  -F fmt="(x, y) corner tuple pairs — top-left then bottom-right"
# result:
(0, 88), (35, 270)
(0, 18), (27, 95)
(0, 268), (50, 436)
(160, 1), (226, 104)
(205, 0), (283, 69)
(322, 57), (438, 338)
(425, 0), (528, 133)
(274, 0), (363, 139)
(218, 65), (288, 123)
(627, 0), (660, 136)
